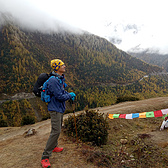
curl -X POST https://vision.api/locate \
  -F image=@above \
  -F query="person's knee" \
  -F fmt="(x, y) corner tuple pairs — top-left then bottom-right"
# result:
(51, 127), (61, 135)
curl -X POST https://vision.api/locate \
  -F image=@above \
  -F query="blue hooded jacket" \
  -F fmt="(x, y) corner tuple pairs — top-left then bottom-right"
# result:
(47, 72), (71, 113)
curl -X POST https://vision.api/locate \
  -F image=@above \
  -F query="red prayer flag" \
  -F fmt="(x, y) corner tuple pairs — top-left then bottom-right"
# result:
(119, 114), (126, 118)
(154, 110), (163, 117)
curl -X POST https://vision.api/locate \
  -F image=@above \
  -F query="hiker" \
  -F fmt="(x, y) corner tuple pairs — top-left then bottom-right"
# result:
(41, 59), (76, 168)
(160, 116), (168, 131)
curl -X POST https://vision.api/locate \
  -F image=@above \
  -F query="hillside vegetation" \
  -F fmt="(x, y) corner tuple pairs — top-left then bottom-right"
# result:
(129, 51), (168, 72)
(1, 20), (168, 125)
(0, 22), (162, 94)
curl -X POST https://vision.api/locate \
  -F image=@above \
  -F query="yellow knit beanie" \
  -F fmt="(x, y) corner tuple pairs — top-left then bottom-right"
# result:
(51, 59), (64, 72)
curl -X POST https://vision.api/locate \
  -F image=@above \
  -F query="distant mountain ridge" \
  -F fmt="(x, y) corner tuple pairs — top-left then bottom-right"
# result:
(129, 51), (168, 72)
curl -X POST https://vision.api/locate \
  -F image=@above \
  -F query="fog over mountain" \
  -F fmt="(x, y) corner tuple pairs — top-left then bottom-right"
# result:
(0, 1), (82, 34)
(0, 0), (168, 54)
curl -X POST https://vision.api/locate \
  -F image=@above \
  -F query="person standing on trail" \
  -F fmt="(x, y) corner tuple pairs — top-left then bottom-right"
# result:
(41, 59), (76, 168)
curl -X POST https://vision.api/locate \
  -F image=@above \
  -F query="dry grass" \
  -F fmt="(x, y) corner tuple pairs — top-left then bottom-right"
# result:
(0, 96), (168, 168)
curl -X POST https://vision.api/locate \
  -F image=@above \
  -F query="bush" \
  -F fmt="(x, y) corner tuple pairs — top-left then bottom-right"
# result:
(0, 119), (8, 127)
(116, 96), (140, 103)
(64, 110), (109, 146)
(21, 115), (35, 126)
(64, 109), (73, 115)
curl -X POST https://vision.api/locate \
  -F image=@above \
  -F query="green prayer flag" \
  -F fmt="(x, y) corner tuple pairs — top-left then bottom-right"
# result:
(146, 111), (154, 118)
(113, 114), (120, 118)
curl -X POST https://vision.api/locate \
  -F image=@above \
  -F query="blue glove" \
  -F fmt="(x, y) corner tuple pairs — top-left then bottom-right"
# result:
(69, 92), (76, 101)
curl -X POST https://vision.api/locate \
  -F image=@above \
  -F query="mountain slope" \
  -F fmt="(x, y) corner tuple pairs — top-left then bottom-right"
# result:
(129, 51), (168, 72)
(0, 23), (162, 94)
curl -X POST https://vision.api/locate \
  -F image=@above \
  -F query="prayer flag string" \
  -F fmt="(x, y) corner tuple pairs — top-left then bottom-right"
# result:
(108, 108), (168, 119)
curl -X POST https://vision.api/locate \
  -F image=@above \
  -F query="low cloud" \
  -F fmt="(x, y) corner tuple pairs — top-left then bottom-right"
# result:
(104, 22), (168, 54)
(0, 0), (82, 33)
(0, 0), (168, 54)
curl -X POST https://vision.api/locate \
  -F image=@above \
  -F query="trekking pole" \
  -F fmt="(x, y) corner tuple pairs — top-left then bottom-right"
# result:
(72, 101), (78, 145)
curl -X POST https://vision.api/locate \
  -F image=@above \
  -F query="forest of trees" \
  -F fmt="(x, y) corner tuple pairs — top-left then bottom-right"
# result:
(0, 98), (51, 127)
(1, 74), (168, 127)
(0, 24), (162, 94)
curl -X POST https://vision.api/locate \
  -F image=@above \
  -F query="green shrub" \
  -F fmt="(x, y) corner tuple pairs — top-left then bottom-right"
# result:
(116, 96), (140, 103)
(41, 115), (50, 121)
(64, 110), (109, 146)
(21, 115), (35, 126)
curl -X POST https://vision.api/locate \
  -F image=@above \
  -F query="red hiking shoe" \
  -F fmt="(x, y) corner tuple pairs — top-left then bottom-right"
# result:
(41, 158), (51, 168)
(52, 147), (63, 152)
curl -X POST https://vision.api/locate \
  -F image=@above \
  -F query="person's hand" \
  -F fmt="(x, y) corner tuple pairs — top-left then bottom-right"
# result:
(69, 92), (76, 101)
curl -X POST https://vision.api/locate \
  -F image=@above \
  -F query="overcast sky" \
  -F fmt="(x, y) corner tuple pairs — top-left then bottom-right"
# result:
(0, 0), (168, 54)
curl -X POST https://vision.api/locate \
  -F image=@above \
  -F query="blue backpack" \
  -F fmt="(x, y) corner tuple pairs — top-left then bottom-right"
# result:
(41, 76), (62, 103)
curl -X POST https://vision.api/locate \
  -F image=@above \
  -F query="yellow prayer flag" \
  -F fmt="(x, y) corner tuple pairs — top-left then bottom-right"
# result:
(108, 114), (114, 119)
(139, 112), (146, 118)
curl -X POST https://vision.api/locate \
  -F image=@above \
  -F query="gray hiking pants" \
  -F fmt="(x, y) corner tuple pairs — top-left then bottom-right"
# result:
(42, 111), (63, 159)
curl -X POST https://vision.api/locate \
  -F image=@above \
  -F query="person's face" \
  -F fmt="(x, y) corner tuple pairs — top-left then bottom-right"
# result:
(57, 64), (66, 74)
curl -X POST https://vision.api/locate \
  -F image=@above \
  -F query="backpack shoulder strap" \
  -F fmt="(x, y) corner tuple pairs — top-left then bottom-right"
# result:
(42, 76), (54, 89)
(55, 76), (62, 84)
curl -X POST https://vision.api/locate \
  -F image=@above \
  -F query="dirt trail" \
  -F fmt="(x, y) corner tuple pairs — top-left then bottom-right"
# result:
(0, 97), (168, 168)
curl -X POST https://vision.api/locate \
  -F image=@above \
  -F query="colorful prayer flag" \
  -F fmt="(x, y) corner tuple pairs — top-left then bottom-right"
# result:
(109, 114), (114, 119)
(146, 111), (154, 118)
(113, 114), (120, 118)
(132, 113), (139, 118)
(154, 110), (163, 117)
(161, 109), (168, 115)
(139, 112), (146, 118)
(119, 114), (126, 118)
(126, 114), (132, 119)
